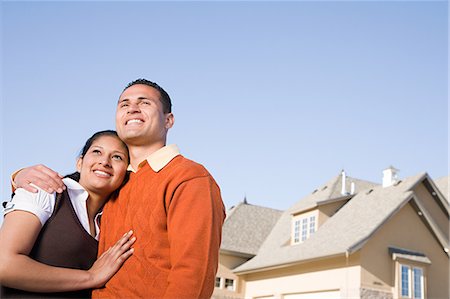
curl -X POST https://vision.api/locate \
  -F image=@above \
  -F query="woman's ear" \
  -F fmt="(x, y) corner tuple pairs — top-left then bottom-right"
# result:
(76, 157), (83, 173)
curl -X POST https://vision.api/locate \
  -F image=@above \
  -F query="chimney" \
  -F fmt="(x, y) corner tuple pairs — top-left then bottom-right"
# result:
(382, 166), (399, 187)
(341, 170), (348, 195)
(350, 181), (355, 194)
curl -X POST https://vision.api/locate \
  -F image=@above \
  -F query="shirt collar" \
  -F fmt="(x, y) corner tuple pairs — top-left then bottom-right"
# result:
(62, 177), (101, 240)
(63, 177), (89, 202)
(127, 144), (180, 173)
(63, 177), (85, 192)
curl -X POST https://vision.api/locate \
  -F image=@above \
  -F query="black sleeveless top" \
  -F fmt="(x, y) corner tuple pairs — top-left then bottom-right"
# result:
(1, 189), (98, 298)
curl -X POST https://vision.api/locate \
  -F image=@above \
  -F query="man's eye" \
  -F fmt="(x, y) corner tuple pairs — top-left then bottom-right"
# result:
(142, 101), (151, 105)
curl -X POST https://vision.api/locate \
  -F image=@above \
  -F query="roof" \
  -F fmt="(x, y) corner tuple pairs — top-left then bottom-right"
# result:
(234, 172), (446, 273)
(434, 175), (449, 202)
(388, 246), (432, 264)
(221, 201), (283, 256)
(289, 172), (378, 215)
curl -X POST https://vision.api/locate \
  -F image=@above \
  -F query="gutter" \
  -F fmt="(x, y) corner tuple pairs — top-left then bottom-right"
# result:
(233, 252), (347, 275)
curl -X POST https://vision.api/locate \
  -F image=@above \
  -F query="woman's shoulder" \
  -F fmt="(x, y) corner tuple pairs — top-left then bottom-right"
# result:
(7, 186), (58, 226)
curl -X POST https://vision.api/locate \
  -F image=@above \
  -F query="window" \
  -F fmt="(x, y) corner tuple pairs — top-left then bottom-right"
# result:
(309, 216), (316, 235)
(292, 212), (317, 244)
(215, 277), (221, 288)
(400, 264), (424, 299)
(293, 220), (301, 243)
(413, 268), (423, 299)
(225, 278), (235, 291)
(215, 277), (236, 292)
(301, 218), (308, 241)
(401, 265), (410, 297)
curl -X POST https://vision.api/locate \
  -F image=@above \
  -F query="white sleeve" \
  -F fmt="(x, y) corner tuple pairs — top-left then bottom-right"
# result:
(4, 186), (56, 226)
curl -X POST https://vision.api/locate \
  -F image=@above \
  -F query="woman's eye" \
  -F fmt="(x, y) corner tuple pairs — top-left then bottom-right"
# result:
(92, 149), (101, 154)
(112, 155), (123, 161)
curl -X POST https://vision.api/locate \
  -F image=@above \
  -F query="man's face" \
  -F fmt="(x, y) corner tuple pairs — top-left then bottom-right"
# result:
(116, 84), (173, 147)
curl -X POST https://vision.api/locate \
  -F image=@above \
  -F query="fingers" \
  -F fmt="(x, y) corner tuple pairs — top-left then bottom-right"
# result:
(116, 247), (134, 263)
(88, 230), (135, 288)
(108, 230), (136, 261)
(15, 165), (65, 194)
(117, 230), (136, 248)
(20, 184), (39, 193)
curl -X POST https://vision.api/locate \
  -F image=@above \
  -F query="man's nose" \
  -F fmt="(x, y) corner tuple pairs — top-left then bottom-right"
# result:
(127, 103), (140, 113)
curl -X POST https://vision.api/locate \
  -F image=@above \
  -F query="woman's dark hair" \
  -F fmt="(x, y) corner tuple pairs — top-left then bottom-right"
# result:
(65, 130), (129, 182)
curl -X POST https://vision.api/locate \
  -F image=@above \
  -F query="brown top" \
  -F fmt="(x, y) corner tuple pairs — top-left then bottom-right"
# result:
(1, 189), (98, 298)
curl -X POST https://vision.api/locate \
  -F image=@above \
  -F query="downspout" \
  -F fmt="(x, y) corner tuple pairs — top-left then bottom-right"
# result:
(345, 250), (349, 298)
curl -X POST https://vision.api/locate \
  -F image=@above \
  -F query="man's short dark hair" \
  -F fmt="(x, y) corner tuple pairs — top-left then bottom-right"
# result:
(123, 78), (172, 113)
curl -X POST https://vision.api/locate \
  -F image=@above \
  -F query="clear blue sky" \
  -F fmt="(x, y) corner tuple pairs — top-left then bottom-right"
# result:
(1, 1), (448, 224)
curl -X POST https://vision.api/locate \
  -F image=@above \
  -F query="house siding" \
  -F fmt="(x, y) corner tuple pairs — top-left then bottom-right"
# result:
(360, 202), (449, 299)
(413, 183), (449, 239)
(214, 253), (248, 299)
(222, 173), (449, 299)
(318, 200), (348, 226)
(241, 256), (362, 298)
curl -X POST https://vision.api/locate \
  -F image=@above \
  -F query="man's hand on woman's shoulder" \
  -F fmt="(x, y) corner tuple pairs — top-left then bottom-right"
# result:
(13, 164), (65, 194)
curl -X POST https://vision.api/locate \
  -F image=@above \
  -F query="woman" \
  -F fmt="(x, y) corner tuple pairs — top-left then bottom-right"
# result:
(0, 130), (134, 298)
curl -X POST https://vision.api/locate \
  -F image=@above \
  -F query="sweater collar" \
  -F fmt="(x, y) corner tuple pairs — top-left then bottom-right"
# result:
(127, 144), (180, 173)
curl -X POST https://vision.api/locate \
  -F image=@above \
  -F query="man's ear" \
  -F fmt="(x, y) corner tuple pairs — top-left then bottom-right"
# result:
(165, 113), (174, 129)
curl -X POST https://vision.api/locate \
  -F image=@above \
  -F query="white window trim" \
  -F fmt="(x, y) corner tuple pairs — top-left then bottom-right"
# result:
(224, 278), (236, 291)
(398, 263), (425, 299)
(400, 264), (410, 298)
(215, 276), (222, 289)
(291, 210), (318, 245)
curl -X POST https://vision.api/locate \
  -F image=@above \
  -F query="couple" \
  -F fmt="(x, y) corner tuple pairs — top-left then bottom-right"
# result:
(0, 79), (226, 298)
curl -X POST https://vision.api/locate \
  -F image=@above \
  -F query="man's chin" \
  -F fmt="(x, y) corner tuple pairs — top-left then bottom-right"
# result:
(119, 135), (149, 146)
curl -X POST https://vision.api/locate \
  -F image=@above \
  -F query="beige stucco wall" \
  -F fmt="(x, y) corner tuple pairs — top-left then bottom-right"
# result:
(242, 255), (362, 299)
(413, 183), (449, 240)
(213, 252), (249, 299)
(318, 200), (348, 226)
(360, 202), (449, 299)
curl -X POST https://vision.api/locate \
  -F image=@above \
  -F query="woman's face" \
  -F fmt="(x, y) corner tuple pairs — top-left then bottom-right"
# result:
(77, 135), (128, 198)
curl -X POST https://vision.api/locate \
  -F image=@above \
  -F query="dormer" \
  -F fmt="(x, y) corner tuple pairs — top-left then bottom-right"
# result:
(291, 209), (319, 245)
(289, 171), (379, 245)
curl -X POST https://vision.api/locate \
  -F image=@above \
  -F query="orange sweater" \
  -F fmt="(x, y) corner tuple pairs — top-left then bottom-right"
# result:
(92, 155), (225, 299)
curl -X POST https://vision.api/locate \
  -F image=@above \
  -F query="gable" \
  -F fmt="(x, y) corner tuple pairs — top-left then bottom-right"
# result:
(411, 182), (449, 245)
(434, 176), (449, 201)
(359, 202), (449, 296)
(234, 172), (449, 274)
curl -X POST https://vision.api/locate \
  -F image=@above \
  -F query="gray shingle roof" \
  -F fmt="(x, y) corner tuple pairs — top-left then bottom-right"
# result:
(234, 173), (435, 273)
(434, 176), (449, 202)
(289, 173), (378, 215)
(221, 201), (283, 256)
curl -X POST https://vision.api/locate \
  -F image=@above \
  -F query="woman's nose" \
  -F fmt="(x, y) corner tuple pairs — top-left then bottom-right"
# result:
(100, 157), (112, 167)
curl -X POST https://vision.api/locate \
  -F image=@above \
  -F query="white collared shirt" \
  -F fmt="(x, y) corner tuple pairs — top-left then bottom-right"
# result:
(127, 144), (181, 173)
(4, 178), (101, 240)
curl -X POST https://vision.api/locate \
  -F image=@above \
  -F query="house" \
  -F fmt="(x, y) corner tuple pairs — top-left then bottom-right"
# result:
(213, 199), (283, 299)
(216, 168), (449, 299)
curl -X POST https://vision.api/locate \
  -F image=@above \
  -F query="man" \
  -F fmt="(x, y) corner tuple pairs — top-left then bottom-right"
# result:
(12, 79), (226, 298)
